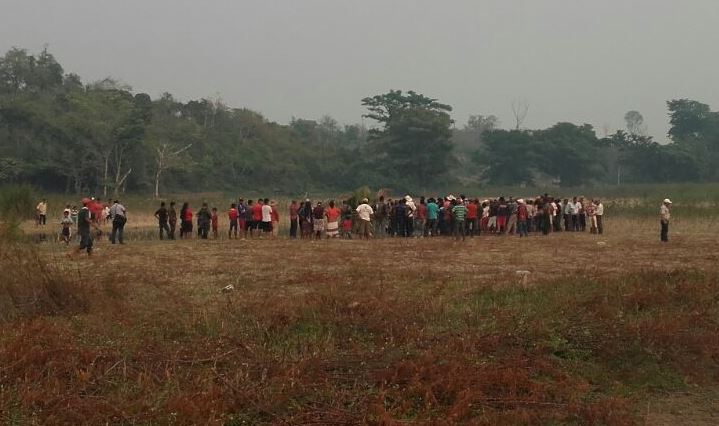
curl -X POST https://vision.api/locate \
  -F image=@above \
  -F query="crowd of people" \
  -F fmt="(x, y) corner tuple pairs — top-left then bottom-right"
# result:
(39, 197), (127, 255)
(39, 193), (674, 257)
(142, 195), (610, 243)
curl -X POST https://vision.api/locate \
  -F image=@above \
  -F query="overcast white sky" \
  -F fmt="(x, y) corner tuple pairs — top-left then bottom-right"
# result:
(2, 0), (718, 141)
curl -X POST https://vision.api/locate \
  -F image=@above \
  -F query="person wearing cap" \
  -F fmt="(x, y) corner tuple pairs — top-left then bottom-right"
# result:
(355, 198), (374, 239)
(660, 199), (672, 242)
(404, 195), (416, 237)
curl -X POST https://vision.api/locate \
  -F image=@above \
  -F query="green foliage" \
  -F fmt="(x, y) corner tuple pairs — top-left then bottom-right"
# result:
(0, 184), (34, 221)
(480, 124), (600, 187)
(362, 90), (454, 189)
(535, 123), (600, 186)
(2, 47), (719, 195)
(480, 130), (538, 185)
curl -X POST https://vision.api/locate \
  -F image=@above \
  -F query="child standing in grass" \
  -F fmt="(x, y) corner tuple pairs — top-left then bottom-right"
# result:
(60, 210), (73, 245)
(70, 205), (79, 226)
(341, 215), (353, 239)
(211, 207), (219, 239)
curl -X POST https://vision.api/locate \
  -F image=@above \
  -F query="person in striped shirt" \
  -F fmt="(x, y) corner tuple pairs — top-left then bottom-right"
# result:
(451, 199), (467, 241)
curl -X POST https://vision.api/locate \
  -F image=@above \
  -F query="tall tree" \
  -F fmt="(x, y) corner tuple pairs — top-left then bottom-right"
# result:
(362, 90), (454, 188)
(480, 130), (537, 185)
(667, 99), (713, 141)
(534, 123), (600, 186)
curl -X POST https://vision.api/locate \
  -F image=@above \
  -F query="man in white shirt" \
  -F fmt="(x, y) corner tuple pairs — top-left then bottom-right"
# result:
(660, 198), (671, 242)
(571, 197), (581, 231)
(36, 199), (47, 226)
(109, 200), (127, 244)
(261, 197), (273, 237)
(355, 198), (374, 239)
(594, 199), (604, 234)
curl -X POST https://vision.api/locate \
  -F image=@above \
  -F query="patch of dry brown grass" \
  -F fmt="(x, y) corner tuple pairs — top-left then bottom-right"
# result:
(1, 219), (718, 424)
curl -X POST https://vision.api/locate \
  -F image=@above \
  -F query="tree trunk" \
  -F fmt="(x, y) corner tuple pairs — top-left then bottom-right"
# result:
(154, 146), (165, 198)
(154, 169), (162, 199)
(114, 169), (132, 198)
(103, 155), (109, 197)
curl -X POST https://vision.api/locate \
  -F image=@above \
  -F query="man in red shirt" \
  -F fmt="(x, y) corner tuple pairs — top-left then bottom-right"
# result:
(466, 199), (479, 237)
(228, 203), (239, 239)
(517, 199), (529, 237)
(251, 199), (263, 238)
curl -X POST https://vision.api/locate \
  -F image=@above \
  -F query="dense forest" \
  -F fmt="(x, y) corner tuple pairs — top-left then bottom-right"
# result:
(1, 47), (717, 197)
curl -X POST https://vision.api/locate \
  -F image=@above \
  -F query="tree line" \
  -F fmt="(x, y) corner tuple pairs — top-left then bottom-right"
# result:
(1, 47), (717, 196)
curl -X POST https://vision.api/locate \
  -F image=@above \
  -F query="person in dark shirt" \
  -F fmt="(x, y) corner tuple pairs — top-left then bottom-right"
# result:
(243, 199), (254, 238)
(298, 200), (313, 239)
(312, 202), (325, 239)
(168, 201), (177, 240)
(155, 201), (170, 240)
(496, 197), (508, 234)
(72, 198), (99, 257)
(197, 203), (212, 239)
(394, 199), (406, 237)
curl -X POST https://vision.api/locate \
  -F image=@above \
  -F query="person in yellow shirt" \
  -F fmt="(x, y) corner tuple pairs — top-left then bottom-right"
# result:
(36, 199), (47, 226)
(660, 198), (672, 242)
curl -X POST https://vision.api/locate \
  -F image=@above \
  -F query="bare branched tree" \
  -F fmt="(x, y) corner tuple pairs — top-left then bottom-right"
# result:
(154, 143), (192, 198)
(624, 110), (647, 136)
(511, 99), (529, 130)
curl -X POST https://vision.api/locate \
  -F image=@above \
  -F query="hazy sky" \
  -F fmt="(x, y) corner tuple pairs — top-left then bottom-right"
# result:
(2, 0), (718, 140)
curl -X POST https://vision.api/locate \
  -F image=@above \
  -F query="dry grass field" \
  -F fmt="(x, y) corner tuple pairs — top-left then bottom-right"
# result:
(2, 214), (719, 424)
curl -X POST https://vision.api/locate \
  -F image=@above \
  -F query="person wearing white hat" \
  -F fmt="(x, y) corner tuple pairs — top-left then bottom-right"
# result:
(660, 199), (672, 242)
(404, 195), (416, 236)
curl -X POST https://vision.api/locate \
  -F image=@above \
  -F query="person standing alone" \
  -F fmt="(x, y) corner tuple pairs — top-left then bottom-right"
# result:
(36, 198), (48, 226)
(594, 199), (604, 235)
(660, 198), (672, 242)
